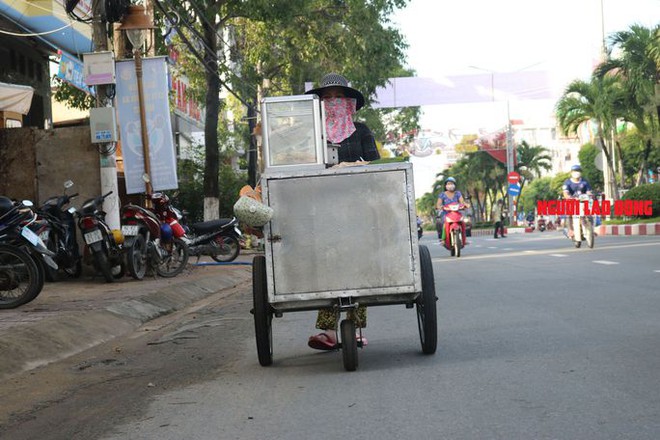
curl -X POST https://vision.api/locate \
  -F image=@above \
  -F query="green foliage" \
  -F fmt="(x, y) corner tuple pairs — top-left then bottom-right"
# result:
(52, 77), (94, 111)
(174, 158), (205, 223)
(174, 152), (248, 222)
(619, 127), (660, 185)
(577, 143), (604, 190)
(551, 172), (570, 197)
(518, 177), (556, 213)
(217, 164), (248, 218)
(621, 183), (660, 217)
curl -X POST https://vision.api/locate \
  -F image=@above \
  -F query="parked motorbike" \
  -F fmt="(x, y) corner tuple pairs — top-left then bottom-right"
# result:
(527, 218), (536, 231)
(537, 217), (547, 232)
(0, 196), (57, 308)
(37, 180), (82, 279)
(440, 202), (468, 257)
(567, 194), (595, 249)
(77, 191), (126, 282)
(416, 216), (423, 239)
(121, 200), (189, 280)
(151, 193), (243, 263)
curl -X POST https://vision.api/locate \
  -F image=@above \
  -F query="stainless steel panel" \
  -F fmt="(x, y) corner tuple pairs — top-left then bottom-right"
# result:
(263, 163), (421, 302)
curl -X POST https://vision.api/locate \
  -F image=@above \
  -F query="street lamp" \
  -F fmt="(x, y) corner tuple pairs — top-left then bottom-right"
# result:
(118, 5), (155, 198)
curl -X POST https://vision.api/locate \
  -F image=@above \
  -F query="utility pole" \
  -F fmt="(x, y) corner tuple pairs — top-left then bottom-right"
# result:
(92, 0), (121, 229)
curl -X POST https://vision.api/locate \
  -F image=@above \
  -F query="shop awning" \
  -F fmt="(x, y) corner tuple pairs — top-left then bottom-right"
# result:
(0, 82), (35, 114)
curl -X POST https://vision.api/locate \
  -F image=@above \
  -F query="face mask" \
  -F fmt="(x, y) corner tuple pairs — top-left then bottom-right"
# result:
(571, 171), (581, 179)
(446, 183), (456, 191)
(323, 97), (357, 143)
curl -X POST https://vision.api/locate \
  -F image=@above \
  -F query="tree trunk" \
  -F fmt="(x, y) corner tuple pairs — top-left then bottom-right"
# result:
(597, 131), (619, 199)
(202, 21), (220, 220)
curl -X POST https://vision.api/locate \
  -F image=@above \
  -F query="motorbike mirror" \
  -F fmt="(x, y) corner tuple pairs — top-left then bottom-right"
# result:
(21, 200), (34, 207)
(64, 180), (74, 189)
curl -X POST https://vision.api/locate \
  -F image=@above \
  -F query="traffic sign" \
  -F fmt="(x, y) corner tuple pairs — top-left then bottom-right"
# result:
(507, 183), (521, 196)
(507, 171), (520, 184)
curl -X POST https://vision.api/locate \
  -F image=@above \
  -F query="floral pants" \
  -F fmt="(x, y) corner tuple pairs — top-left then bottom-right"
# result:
(315, 306), (367, 330)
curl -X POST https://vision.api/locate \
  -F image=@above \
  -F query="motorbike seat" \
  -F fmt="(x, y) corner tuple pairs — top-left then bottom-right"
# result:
(189, 218), (234, 234)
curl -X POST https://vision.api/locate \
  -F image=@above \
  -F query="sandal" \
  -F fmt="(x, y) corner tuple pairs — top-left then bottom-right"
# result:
(308, 332), (337, 351)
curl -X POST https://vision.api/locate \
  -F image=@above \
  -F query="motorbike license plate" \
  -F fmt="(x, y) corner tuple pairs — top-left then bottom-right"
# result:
(121, 225), (139, 236)
(20, 226), (40, 246)
(84, 229), (103, 245)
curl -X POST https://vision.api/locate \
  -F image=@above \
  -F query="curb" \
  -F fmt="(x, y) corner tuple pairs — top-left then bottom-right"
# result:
(0, 265), (253, 381)
(596, 222), (660, 236)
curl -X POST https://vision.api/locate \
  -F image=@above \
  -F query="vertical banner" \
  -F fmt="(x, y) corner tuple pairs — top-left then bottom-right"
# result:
(115, 57), (178, 194)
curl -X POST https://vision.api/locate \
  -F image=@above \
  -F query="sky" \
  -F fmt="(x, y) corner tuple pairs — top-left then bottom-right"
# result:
(390, 0), (660, 132)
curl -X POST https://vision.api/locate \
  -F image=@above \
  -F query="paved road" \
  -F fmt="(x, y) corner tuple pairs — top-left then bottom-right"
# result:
(101, 232), (660, 440)
(2, 232), (659, 440)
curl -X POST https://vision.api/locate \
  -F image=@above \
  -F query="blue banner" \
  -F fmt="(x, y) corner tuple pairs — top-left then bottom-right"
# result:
(57, 52), (92, 94)
(115, 57), (178, 194)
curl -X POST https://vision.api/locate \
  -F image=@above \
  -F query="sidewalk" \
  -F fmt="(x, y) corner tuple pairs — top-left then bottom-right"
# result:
(0, 254), (255, 381)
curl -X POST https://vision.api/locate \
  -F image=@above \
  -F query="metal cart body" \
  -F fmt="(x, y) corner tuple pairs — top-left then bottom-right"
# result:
(262, 162), (421, 311)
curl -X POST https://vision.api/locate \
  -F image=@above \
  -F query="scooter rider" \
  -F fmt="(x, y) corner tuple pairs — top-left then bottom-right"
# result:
(562, 164), (592, 237)
(436, 177), (469, 243)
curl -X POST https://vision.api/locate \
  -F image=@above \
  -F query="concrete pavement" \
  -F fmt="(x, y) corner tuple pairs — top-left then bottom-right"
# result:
(0, 254), (255, 381)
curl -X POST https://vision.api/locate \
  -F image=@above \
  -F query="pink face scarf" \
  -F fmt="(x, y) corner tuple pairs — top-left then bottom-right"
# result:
(323, 97), (357, 143)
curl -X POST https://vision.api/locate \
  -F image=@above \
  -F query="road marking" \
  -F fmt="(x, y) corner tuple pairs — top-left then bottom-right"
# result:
(654, 270), (660, 273)
(550, 253), (569, 257)
(593, 260), (619, 265)
(502, 248), (514, 251)
(487, 246), (497, 249)
(431, 239), (660, 262)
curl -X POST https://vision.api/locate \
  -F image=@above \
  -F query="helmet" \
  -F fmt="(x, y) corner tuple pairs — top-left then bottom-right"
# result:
(160, 223), (173, 241)
(151, 192), (169, 205)
(111, 229), (124, 245)
(445, 177), (456, 183)
(571, 164), (582, 172)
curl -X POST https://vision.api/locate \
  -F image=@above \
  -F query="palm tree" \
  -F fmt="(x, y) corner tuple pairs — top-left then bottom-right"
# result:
(596, 24), (660, 186)
(555, 74), (627, 198)
(514, 141), (552, 207)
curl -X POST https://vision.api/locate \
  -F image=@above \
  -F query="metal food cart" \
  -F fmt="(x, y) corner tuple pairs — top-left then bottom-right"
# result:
(250, 95), (437, 371)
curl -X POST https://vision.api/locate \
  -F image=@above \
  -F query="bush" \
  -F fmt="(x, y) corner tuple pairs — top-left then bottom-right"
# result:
(621, 183), (660, 217)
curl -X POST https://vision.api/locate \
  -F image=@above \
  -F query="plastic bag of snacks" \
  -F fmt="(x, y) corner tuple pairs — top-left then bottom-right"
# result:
(233, 185), (273, 227)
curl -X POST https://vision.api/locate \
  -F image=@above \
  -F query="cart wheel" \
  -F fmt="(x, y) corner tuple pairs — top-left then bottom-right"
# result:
(417, 245), (437, 354)
(253, 255), (273, 366)
(340, 319), (358, 372)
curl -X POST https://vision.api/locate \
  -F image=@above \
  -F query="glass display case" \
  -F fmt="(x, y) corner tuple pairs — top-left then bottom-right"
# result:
(260, 95), (325, 171)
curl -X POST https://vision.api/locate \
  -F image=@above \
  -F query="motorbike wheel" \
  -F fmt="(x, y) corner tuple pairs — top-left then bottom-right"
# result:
(452, 229), (461, 258)
(416, 245), (437, 354)
(585, 218), (595, 249)
(127, 234), (148, 280)
(156, 238), (189, 278)
(112, 263), (126, 279)
(92, 249), (115, 283)
(210, 235), (240, 263)
(0, 245), (44, 309)
(63, 259), (83, 278)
